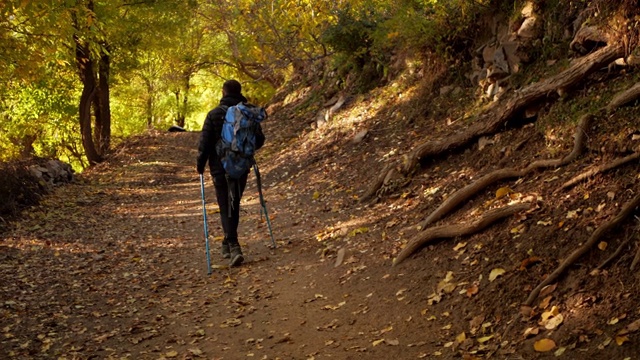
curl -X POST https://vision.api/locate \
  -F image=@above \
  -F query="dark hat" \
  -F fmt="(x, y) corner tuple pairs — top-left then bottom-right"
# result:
(223, 79), (242, 95)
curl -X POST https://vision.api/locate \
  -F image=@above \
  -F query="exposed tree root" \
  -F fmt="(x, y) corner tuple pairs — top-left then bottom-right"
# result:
(607, 81), (640, 112)
(361, 44), (624, 202)
(525, 193), (640, 306)
(596, 237), (632, 270)
(416, 114), (592, 229)
(631, 242), (640, 271)
(393, 203), (531, 267)
(561, 152), (640, 189)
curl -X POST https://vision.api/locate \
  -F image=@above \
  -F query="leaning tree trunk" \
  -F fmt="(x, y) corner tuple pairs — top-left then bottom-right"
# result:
(75, 36), (103, 166)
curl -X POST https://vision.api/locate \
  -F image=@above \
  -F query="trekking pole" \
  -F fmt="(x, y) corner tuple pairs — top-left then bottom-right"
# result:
(253, 163), (276, 248)
(199, 174), (212, 275)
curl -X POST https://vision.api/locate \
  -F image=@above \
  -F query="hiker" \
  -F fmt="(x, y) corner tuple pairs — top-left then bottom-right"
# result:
(196, 80), (265, 266)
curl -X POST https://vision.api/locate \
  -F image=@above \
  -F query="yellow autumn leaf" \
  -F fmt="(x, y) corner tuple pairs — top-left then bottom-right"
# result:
(165, 350), (179, 358)
(598, 242), (608, 251)
(495, 187), (513, 199)
(489, 268), (506, 282)
(349, 227), (369, 237)
(456, 332), (466, 342)
(545, 313), (563, 330)
(534, 338), (556, 352)
(372, 339), (385, 346)
(453, 242), (467, 251)
(313, 191), (320, 200)
(616, 335), (629, 346)
(554, 347), (567, 356)
(477, 334), (493, 343)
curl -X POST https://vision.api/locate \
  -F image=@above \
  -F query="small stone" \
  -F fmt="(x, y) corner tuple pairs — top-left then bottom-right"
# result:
(353, 130), (368, 144)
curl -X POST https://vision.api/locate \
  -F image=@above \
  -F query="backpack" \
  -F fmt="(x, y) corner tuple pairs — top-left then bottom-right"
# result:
(216, 103), (267, 179)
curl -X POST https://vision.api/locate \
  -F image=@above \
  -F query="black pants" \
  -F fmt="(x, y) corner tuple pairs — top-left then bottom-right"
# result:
(212, 172), (248, 246)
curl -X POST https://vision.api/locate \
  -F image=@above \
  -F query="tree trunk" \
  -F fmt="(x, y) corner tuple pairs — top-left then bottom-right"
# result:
(180, 80), (190, 128)
(144, 78), (154, 128)
(75, 36), (103, 166)
(96, 47), (111, 156)
(73, 0), (103, 166)
(174, 90), (185, 128)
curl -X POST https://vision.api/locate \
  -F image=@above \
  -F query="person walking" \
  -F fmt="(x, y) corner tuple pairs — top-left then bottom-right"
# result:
(197, 80), (265, 267)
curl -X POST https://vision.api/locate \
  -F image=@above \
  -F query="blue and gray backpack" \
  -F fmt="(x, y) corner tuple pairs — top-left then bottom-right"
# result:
(217, 103), (267, 179)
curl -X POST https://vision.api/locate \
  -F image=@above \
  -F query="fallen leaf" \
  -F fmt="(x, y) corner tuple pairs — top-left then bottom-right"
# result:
(372, 339), (385, 346)
(510, 224), (526, 234)
(489, 268), (506, 282)
(188, 348), (203, 356)
(453, 242), (467, 251)
(165, 350), (179, 358)
(523, 327), (539, 338)
(313, 191), (320, 200)
(466, 284), (479, 298)
(477, 335), (493, 343)
(495, 187), (513, 199)
(534, 338), (556, 352)
(598, 241), (608, 251)
(616, 335), (629, 346)
(378, 326), (393, 335)
(334, 248), (346, 267)
(519, 256), (542, 270)
(520, 306), (534, 318)
(626, 319), (640, 332)
(566, 209), (580, 219)
(545, 313), (564, 330)
(539, 296), (552, 310)
(349, 227), (369, 237)
(554, 347), (567, 356)
(539, 283), (557, 298)
(437, 272), (456, 294)
(456, 332), (466, 343)
(540, 306), (560, 322)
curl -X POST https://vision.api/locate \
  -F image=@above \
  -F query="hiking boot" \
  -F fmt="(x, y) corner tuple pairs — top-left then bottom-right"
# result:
(221, 241), (230, 259)
(229, 245), (244, 267)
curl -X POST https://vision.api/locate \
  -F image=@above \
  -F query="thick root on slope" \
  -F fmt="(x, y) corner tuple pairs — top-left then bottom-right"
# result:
(525, 193), (640, 306)
(607, 81), (640, 112)
(393, 203), (531, 267)
(416, 113), (593, 230)
(561, 152), (640, 189)
(361, 44), (624, 202)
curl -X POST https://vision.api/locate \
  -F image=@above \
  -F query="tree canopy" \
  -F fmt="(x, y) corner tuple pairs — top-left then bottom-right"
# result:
(0, 0), (539, 169)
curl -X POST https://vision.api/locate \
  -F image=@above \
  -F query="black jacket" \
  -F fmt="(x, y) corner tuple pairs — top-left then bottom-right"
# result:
(197, 94), (265, 175)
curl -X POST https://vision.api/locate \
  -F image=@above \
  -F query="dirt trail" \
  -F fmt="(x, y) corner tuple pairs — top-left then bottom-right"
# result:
(0, 132), (445, 359)
(4, 130), (639, 360)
